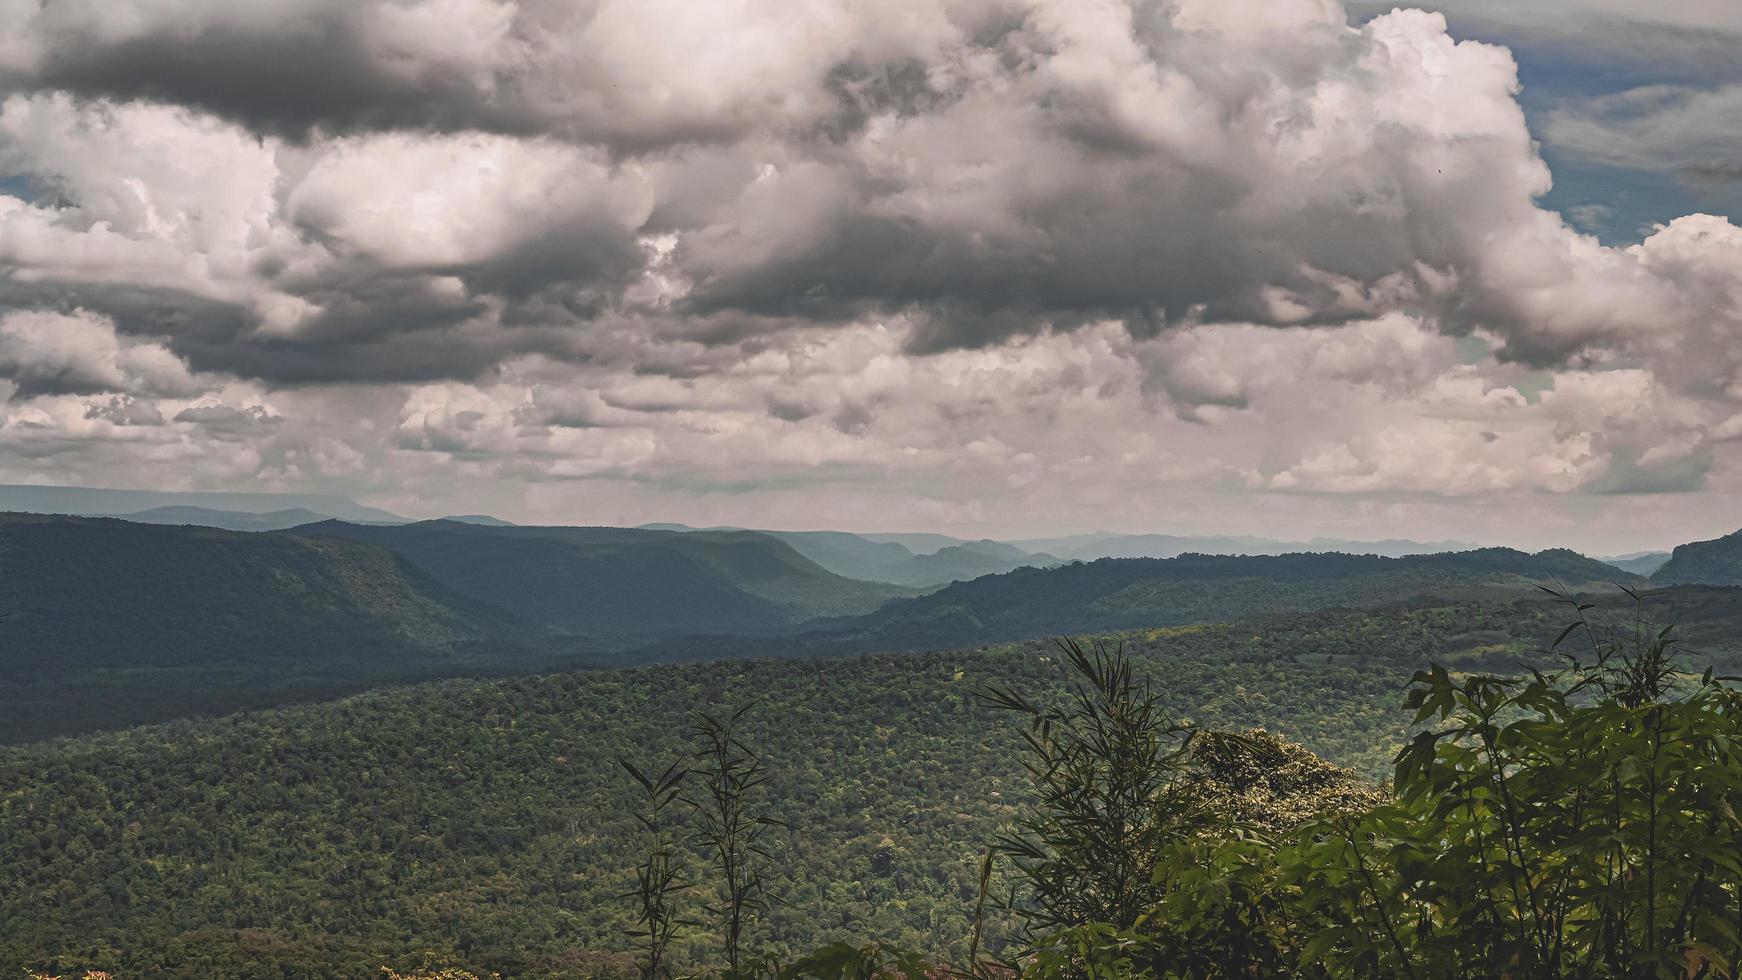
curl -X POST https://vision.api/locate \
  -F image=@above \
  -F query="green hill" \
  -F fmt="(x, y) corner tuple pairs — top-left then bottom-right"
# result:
(4, 586), (1736, 979)
(0, 514), (543, 743)
(285, 521), (917, 646)
(785, 547), (1639, 654)
(1653, 528), (1742, 585)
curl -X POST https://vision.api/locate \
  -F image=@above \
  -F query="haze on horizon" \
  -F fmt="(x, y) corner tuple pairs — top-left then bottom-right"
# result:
(0, 0), (1739, 554)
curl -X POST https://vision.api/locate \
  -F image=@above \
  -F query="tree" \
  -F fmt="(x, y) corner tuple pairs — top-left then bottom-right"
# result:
(1291, 592), (1742, 979)
(687, 705), (783, 975)
(620, 756), (690, 980)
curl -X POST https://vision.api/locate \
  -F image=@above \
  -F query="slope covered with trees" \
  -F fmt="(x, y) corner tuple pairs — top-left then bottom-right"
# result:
(0, 514), (1661, 746)
(6, 588), (1738, 978)
(1653, 527), (1742, 585)
(785, 547), (1640, 655)
(287, 521), (917, 646)
(0, 514), (544, 743)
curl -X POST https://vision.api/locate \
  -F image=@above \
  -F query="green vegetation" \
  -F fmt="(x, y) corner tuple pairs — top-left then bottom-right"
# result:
(8, 587), (1742, 978)
(1654, 528), (1742, 586)
(776, 547), (1643, 656)
(287, 521), (919, 645)
(977, 598), (1742, 980)
(618, 597), (1742, 979)
(3, 513), (1667, 746)
(0, 514), (544, 743)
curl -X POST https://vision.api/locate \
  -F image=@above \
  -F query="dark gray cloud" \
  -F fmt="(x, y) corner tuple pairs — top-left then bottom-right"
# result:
(27, 21), (527, 141)
(1, 0), (1741, 548)
(0, 1), (1677, 380)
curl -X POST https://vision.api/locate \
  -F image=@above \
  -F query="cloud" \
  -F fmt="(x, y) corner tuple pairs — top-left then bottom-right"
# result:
(0, 309), (205, 397)
(0, 0), (995, 148)
(1, 3), (1738, 385)
(0, 0), (1741, 551)
(1343, 0), (1742, 77)
(1545, 84), (1742, 192)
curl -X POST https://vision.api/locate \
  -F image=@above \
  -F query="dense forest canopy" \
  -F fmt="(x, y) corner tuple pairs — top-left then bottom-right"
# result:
(8, 586), (1742, 978)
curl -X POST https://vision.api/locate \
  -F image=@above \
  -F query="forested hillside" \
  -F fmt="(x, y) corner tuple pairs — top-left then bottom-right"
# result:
(0, 515), (544, 743)
(780, 547), (1639, 654)
(287, 521), (916, 645)
(1653, 527), (1742, 585)
(6, 587), (1736, 979)
(0, 514), (1655, 746)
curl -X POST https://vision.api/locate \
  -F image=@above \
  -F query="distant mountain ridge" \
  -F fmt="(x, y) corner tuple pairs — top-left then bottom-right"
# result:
(1010, 532), (1478, 561)
(643, 523), (1483, 581)
(96, 505), (338, 532)
(770, 546), (1640, 656)
(1601, 551), (1672, 576)
(0, 483), (403, 523)
(639, 523), (1057, 586)
(874, 540), (1064, 587)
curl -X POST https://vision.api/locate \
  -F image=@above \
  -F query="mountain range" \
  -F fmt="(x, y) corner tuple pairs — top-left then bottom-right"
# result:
(1006, 532), (1479, 560)
(757, 546), (1639, 656)
(640, 523), (1488, 585)
(0, 484), (404, 523)
(1, 498), (1736, 746)
(640, 523), (1059, 586)
(287, 520), (916, 646)
(0, 513), (538, 742)
(1601, 551), (1673, 576)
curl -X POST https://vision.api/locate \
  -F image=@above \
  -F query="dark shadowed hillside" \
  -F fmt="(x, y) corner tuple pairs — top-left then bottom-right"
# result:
(0, 514), (542, 743)
(286, 520), (916, 645)
(1653, 528), (1742, 585)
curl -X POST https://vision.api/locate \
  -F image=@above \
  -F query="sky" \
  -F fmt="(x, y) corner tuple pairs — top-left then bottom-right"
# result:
(0, 0), (1738, 554)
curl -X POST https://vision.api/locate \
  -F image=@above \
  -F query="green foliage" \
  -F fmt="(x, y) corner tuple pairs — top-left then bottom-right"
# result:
(765, 941), (936, 979)
(3, 597), (1474, 977)
(0, 514), (542, 743)
(687, 706), (784, 973)
(1288, 623), (1742, 978)
(620, 757), (691, 980)
(986, 640), (1198, 934)
(793, 548), (1643, 657)
(9, 587), (1742, 977)
(996, 652), (1384, 980)
(993, 593), (1742, 980)
(287, 520), (916, 646)
(1653, 527), (1742, 586)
